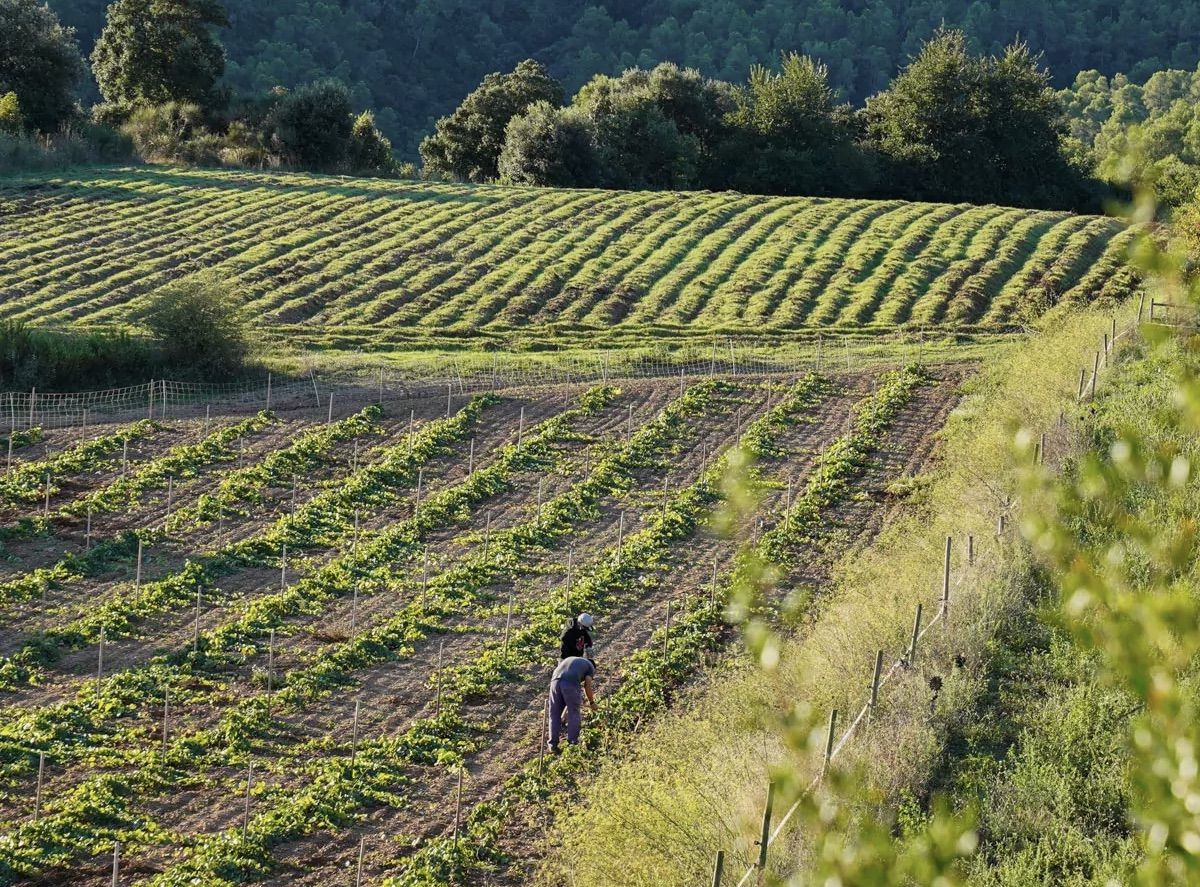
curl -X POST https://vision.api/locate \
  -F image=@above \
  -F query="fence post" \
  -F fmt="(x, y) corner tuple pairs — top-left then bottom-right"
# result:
(266, 373), (272, 411)
(147, 381), (153, 421)
(1077, 367), (1087, 400)
(756, 782), (774, 875)
(967, 534), (974, 566)
(941, 536), (951, 621)
(907, 604), (923, 665)
(1090, 352), (1100, 399)
(868, 650), (884, 727)
(819, 708), (837, 783)
(711, 850), (725, 887)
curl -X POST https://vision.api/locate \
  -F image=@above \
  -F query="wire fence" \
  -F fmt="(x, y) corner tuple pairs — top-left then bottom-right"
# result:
(0, 337), (936, 433)
(725, 311), (1139, 887)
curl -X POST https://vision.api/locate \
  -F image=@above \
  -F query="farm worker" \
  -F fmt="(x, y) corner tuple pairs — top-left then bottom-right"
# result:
(560, 612), (595, 661)
(547, 655), (596, 752)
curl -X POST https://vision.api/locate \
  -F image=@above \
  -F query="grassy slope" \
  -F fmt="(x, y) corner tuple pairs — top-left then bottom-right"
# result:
(0, 167), (1138, 349)
(546, 303), (1126, 886)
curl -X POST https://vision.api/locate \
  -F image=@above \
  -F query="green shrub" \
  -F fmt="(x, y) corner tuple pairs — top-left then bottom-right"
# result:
(0, 92), (22, 135)
(142, 273), (251, 379)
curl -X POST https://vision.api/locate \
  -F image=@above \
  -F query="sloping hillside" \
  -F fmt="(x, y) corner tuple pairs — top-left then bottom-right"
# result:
(0, 166), (1138, 342)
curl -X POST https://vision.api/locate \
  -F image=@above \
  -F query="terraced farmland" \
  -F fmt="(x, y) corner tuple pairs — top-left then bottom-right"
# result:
(0, 366), (960, 886)
(0, 167), (1138, 346)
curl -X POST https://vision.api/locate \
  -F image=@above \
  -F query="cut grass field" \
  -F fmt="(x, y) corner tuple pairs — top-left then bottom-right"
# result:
(0, 167), (1139, 350)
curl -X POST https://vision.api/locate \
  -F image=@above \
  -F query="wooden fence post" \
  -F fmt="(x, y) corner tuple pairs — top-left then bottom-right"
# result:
(941, 536), (951, 621)
(1091, 352), (1100, 399)
(819, 708), (837, 783)
(907, 604), (923, 665)
(756, 782), (774, 876)
(711, 850), (725, 887)
(868, 650), (884, 727)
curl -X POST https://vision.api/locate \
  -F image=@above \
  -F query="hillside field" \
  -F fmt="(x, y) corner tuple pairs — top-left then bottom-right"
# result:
(0, 365), (962, 885)
(0, 167), (1138, 349)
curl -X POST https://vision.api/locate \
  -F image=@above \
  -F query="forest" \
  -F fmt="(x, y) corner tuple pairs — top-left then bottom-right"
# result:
(43, 0), (1200, 156)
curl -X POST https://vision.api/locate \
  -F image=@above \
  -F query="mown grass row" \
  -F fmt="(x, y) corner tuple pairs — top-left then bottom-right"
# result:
(0, 167), (1136, 335)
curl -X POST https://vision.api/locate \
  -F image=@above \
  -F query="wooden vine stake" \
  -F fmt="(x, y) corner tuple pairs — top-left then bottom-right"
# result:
(435, 639), (445, 717)
(242, 761), (253, 842)
(193, 585), (202, 654)
(408, 409), (415, 456)
(96, 626), (105, 692)
(327, 392), (334, 425)
(266, 628), (276, 717)
(446, 382), (452, 418)
(539, 699), (548, 775)
(1091, 351), (1100, 399)
(34, 751), (44, 821)
(350, 698), (361, 771)
(43, 473), (50, 516)
(280, 544), (287, 590)
(968, 534), (975, 566)
(85, 506), (92, 551)
(122, 438), (129, 476)
(356, 836), (366, 887)
(162, 687), (169, 756)
(616, 511), (625, 564)
(503, 595), (514, 662)
(111, 841), (120, 887)
(663, 601), (672, 658)
(453, 766), (465, 851)
(518, 407), (525, 449)
(468, 437), (475, 476)
(134, 538), (144, 599)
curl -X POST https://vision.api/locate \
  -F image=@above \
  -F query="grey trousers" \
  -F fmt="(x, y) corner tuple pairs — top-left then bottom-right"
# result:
(548, 679), (582, 748)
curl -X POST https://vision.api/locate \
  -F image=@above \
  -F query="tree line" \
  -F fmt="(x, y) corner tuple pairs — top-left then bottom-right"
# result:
(1, 0), (395, 175)
(42, 0), (1200, 160)
(422, 34), (1103, 210)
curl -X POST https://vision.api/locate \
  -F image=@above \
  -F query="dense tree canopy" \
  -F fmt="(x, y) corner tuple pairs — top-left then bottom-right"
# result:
(484, 40), (1090, 210)
(864, 30), (1090, 206)
(91, 0), (227, 112)
(420, 59), (562, 182)
(47, 0), (1200, 156)
(1061, 65), (1200, 205)
(0, 0), (83, 132)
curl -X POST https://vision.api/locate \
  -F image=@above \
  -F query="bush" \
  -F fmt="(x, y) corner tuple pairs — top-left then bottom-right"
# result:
(0, 322), (160, 391)
(122, 101), (206, 161)
(0, 92), (23, 135)
(346, 110), (395, 175)
(267, 80), (354, 170)
(143, 273), (250, 379)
